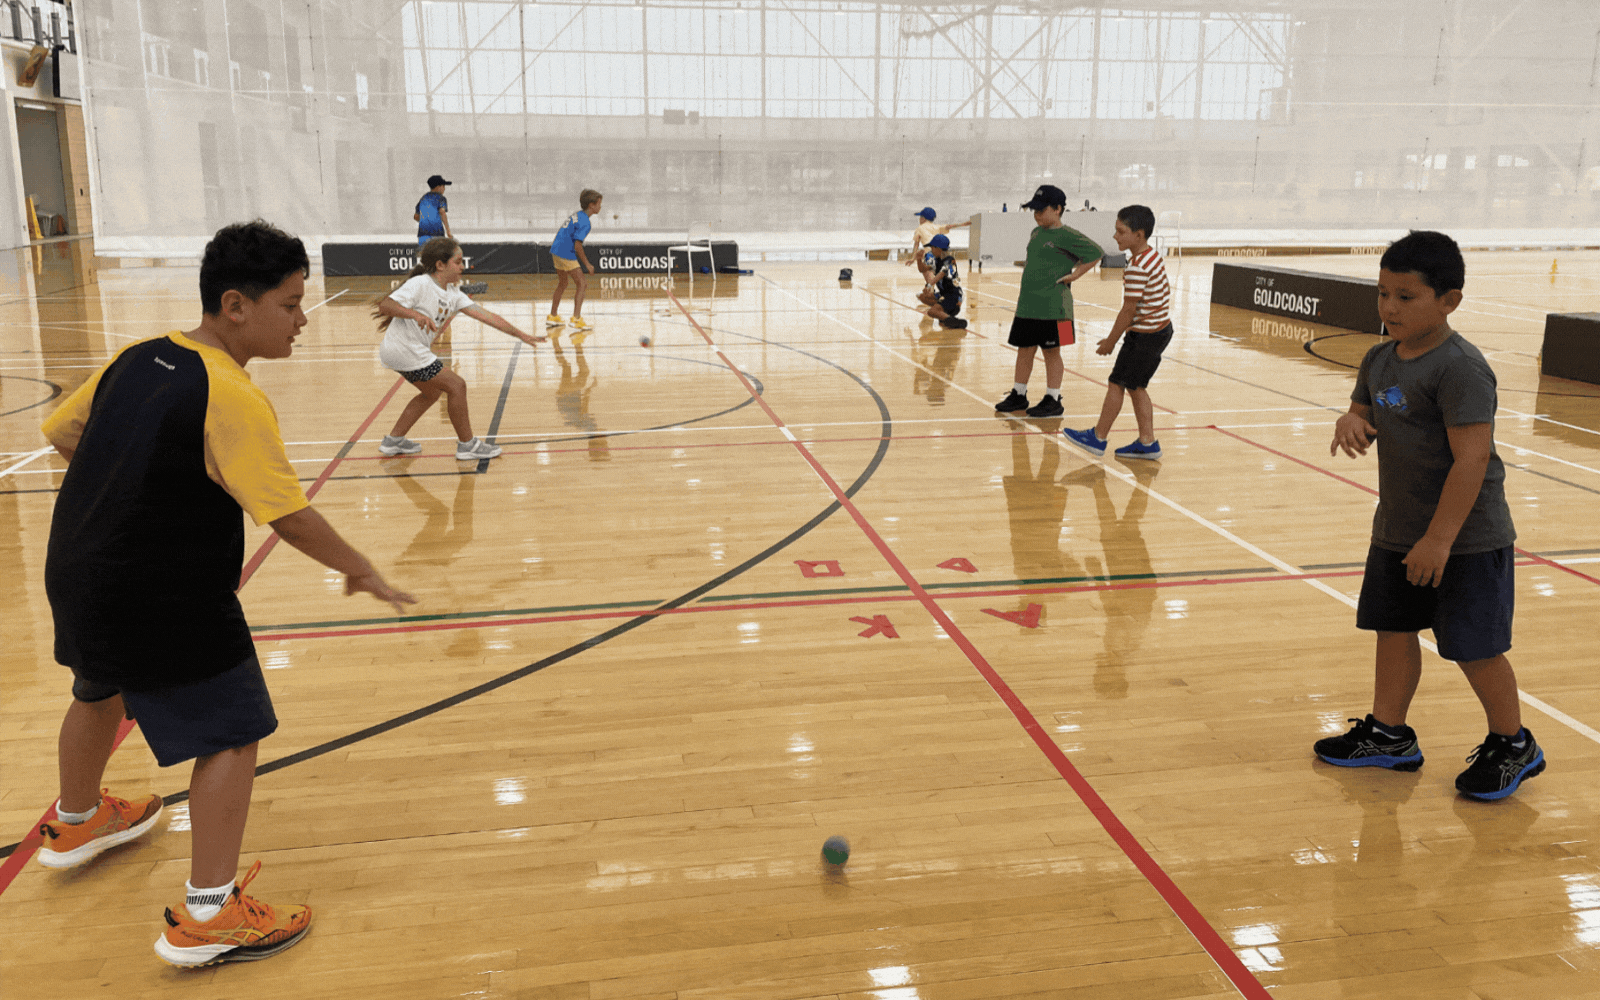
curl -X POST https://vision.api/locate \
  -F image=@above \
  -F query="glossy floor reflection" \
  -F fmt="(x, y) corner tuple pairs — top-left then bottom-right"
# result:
(3, 241), (1600, 998)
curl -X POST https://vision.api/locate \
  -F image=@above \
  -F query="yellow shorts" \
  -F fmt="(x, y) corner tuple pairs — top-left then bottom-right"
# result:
(553, 256), (580, 272)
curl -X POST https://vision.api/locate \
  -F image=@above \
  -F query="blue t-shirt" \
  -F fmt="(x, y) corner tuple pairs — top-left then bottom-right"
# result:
(551, 210), (592, 261)
(416, 191), (448, 237)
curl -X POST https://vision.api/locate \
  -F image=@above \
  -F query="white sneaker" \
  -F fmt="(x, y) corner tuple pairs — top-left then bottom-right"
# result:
(378, 435), (422, 456)
(455, 437), (502, 460)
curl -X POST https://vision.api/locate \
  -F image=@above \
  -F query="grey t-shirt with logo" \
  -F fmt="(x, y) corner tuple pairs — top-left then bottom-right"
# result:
(1352, 332), (1515, 554)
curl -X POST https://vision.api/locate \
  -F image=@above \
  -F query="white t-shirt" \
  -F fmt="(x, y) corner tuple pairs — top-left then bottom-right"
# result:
(377, 273), (474, 372)
(913, 220), (949, 247)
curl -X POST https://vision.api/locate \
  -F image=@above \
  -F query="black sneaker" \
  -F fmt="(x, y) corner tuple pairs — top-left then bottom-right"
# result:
(1025, 395), (1064, 418)
(1313, 715), (1424, 771)
(1455, 728), (1545, 801)
(995, 390), (1029, 413)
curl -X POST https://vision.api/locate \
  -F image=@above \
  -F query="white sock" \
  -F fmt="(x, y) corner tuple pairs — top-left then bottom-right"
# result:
(1013, 382), (1028, 395)
(459, 437), (475, 447)
(1046, 388), (1061, 399)
(185, 879), (235, 923)
(55, 800), (100, 825)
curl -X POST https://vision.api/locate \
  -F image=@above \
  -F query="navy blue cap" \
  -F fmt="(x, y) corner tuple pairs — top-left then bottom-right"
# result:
(928, 234), (950, 250)
(916, 207), (936, 220)
(1021, 184), (1066, 210)
(427, 174), (452, 187)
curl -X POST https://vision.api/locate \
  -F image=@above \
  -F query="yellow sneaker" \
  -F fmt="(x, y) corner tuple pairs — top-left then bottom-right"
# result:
(36, 790), (162, 869)
(155, 861), (313, 968)
(570, 317), (593, 332)
(545, 314), (564, 327)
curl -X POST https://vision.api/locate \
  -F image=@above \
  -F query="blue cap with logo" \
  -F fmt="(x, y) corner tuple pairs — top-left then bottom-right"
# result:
(916, 207), (936, 220)
(1021, 184), (1066, 210)
(928, 234), (950, 250)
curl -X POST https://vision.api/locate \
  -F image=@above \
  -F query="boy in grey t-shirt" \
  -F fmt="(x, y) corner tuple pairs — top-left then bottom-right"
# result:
(1314, 230), (1544, 801)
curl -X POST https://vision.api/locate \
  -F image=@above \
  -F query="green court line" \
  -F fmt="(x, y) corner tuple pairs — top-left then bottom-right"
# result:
(248, 564), (1276, 635)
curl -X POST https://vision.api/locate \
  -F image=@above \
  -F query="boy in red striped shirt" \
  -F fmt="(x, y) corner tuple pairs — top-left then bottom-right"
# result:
(1063, 204), (1173, 461)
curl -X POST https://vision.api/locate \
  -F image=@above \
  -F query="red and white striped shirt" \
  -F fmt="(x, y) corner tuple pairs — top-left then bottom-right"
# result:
(1123, 246), (1171, 332)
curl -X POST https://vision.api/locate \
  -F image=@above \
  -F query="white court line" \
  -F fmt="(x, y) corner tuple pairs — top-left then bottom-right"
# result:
(1502, 442), (1600, 478)
(0, 446), (51, 479)
(765, 278), (1600, 749)
(1501, 407), (1600, 438)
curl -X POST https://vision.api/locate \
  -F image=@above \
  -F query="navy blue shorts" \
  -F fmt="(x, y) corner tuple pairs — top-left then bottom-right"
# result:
(937, 294), (962, 317)
(1108, 323), (1173, 390)
(71, 656), (278, 768)
(1355, 544), (1514, 663)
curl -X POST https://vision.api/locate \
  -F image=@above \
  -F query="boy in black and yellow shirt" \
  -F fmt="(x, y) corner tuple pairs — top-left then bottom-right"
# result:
(37, 220), (414, 967)
(994, 183), (1104, 418)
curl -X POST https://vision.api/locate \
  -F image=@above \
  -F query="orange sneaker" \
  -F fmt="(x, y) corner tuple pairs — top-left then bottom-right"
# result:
(36, 790), (163, 869)
(155, 861), (313, 968)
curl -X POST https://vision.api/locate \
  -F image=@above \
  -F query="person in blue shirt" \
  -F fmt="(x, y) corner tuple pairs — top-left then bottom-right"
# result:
(414, 175), (452, 249)
(915, 235), (966, 329)
(547, 189), (601, 332)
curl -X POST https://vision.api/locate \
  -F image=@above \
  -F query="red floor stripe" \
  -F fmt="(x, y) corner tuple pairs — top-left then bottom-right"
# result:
(669, 289), (1273, 999)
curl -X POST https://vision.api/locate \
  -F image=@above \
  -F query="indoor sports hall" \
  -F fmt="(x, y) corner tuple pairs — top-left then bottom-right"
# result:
(2, 2), (1599, 998)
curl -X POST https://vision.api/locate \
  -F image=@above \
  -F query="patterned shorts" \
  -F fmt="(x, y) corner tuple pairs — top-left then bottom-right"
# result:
(400, 359), (444, 383)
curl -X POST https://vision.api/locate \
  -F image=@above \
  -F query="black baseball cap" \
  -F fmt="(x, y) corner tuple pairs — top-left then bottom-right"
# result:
(1021, 184), (1066, 210)
(426, 174), (452, 187)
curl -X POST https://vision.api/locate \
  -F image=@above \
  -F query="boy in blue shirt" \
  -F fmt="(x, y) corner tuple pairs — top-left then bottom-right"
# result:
(547, 189), (601, 333)
(414, 175), (452, 248)
(1316, 230), (1544, 802)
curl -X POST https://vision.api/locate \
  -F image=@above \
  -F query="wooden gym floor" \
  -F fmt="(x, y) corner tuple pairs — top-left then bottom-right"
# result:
(3, 237), (1600, 998)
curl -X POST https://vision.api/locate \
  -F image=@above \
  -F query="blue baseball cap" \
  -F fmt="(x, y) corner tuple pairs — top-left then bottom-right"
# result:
(928, 234), (950, 250)
(916, 207), (936, 220)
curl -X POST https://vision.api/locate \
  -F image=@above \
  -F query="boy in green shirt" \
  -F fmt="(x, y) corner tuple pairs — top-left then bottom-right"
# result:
(994, 184), (1104, 418)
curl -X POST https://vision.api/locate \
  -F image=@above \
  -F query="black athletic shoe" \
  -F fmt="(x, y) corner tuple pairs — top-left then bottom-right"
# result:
(995, 390), (1029, 413)
(940, 317), (968, 329)
(1025, 395), (1064, 418)
(1455, 728), (1545, 801)
(1313, 715), (1424, 771)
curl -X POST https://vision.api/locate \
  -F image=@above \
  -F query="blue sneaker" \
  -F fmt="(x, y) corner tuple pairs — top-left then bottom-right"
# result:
(1114, 439), (1162, 461)
(1314, 715), (1424, 771)
(1455, 728), (1545, 801)
(1061, 427), (1106, 457)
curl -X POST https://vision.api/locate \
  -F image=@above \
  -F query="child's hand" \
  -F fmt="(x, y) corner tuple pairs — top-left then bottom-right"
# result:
(1056, 274), (1075, 285)
(1402, 537), (1452, 588)
(346, 571), (417, 614)
(1330, 412), (1378, 458)
(1095, 336), (1117, 356)
(584, 263), (595, 274)
(521, 332), (547, 346)
(414, 311), (437, 333)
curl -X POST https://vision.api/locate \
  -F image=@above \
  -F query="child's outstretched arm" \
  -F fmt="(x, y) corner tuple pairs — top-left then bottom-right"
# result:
(270, 506), (416, 613)
(376, 296), (437, 332)
(462, 305), (547, 346)
(1330, 403), (1377, 458)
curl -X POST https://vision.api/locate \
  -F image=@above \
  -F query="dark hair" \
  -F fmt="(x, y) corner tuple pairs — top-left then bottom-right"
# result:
(372, 236), (461, 332)
(1380, 230), (1464, 294)
(1117, 204), (1156, 239)
(199, 220), (309, 315)
(580, 188), (603, 209)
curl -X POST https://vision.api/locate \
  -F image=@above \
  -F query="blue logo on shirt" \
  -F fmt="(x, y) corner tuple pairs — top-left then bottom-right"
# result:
(1375, 386), (1407, 412)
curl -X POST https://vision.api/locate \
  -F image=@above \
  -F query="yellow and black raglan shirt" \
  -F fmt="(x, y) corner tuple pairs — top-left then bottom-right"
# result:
(41, 332), (309, 688)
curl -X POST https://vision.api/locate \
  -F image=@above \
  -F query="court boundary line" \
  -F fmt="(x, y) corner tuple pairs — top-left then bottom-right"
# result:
(682, 285), (1275, 1000)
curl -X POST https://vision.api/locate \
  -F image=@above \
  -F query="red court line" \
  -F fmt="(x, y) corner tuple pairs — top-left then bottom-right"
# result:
(669, 290), (1273, 999)
(0, 376), (409, 899)
(1210, 424), (1600, 589)
(238, 377), (407, 588)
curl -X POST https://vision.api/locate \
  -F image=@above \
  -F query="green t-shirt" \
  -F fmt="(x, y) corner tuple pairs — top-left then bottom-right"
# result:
(1015, 224), (1104, 320)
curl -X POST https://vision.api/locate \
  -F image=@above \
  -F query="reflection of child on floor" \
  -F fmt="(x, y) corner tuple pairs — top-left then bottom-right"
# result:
(1064, 463), (1160, 699)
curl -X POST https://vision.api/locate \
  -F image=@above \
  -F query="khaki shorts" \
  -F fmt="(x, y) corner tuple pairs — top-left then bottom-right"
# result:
(553, 255), (580, 272)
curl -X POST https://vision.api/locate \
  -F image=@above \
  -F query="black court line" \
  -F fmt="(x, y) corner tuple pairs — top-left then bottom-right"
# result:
(0, 375), (61, 417)
(1305, 333), (1600, 399)
(0, 327), (896, 859)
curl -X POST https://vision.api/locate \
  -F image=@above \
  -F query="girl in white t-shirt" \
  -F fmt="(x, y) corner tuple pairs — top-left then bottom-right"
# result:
(372, 237), (544, 461)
